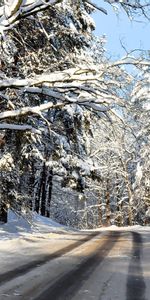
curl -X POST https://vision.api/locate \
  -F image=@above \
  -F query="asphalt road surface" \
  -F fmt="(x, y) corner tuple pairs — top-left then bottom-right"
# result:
(0, 229), (150, 300)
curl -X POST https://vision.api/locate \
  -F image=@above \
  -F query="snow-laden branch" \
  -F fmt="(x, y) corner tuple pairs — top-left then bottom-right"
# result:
(85, 0), (107, 14)
(0, 0), (62, 33)
(81, 102), (110, 112)
(0, 98), (112, 121)
(111, 59), (150, 68)
(24, 86), (124, 106)
(0, 61), (149, 125)
(1, 0), (149, 36)
(0, 67), (102, 89)
(0, 123), (41, 133)
(23, 87), (73, 102)
(0, 101), (65, 120)
(0, 58), (149, 91)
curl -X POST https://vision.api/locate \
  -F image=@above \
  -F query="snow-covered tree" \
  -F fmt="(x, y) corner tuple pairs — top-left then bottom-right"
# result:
(0, 0), (150, 227)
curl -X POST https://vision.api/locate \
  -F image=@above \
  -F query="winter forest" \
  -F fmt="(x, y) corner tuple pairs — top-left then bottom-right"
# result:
(0, 0), (150, 229)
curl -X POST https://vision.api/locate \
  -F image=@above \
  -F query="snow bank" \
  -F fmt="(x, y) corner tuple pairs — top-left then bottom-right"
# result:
(0, 210), (71, 240)
(0, 210), (149, 241)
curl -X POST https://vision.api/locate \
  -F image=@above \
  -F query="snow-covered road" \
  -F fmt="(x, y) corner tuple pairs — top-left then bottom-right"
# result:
(0, 212), (150, 300)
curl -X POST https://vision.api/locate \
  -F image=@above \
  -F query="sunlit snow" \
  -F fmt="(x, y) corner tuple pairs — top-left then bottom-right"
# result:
(0, 210), (70, 240)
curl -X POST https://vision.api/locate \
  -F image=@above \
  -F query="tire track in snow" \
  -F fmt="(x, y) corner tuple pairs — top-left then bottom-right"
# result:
(34, 231), (121, 300)
(0, 232), (100, 286)
(126, 232), (147, 300)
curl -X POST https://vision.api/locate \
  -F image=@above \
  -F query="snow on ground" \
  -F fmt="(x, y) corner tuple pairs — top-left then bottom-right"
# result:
(0, 211), (149, 288)
(0, 210), (149, 241)
(0, 211), (79, 277)
(0, 210), (73, 240)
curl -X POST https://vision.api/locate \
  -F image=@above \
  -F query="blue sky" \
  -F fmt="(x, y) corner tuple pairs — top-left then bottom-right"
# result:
(92, 1), (150, 58)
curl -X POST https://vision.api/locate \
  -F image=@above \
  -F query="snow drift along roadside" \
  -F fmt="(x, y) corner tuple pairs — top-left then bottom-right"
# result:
(0, 210), (72, 240)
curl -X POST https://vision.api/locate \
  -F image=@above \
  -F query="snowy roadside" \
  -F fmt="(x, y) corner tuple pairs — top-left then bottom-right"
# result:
(0, 211), (149, 276)
(0, 210), (149, 242)
(0, 210), (149, 244)
(0, 210), (74, 241)
(0, 211), (79, 275)
(0, 211), (102, 278)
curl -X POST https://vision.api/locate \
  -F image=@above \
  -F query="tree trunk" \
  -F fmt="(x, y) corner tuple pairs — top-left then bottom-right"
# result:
(0, 203), (8, 223)
(29, 161), (35, 210)
(115, 174), (123, 226)
(35, 162), (46, 215)
(98, 191), (102, 226)
(119, 157), (133, 225)
(105, 178), (111, 226)
(40, 162), (47, 216)
(46, 169), (53, 218)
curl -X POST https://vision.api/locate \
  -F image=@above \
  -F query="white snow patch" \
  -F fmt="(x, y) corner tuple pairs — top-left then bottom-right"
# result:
(0, 210), (71, 240)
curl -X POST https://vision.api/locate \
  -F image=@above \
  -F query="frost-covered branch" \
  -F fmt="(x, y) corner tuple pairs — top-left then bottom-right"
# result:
(0, 59), (149, 90)
(0, 101), (65, 120)
(0, 0), (63, 33)
(0, 123), (41, 133)
(85, 0), (107, 14)
(0, 67), (103, 89)
(106, 0), (150, 20)
(111, 59), (150, 68)
(1, 0), (150, 36)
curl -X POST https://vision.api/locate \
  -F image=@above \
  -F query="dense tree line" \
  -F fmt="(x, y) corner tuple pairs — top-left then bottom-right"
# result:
(0, 0), (150, 227)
